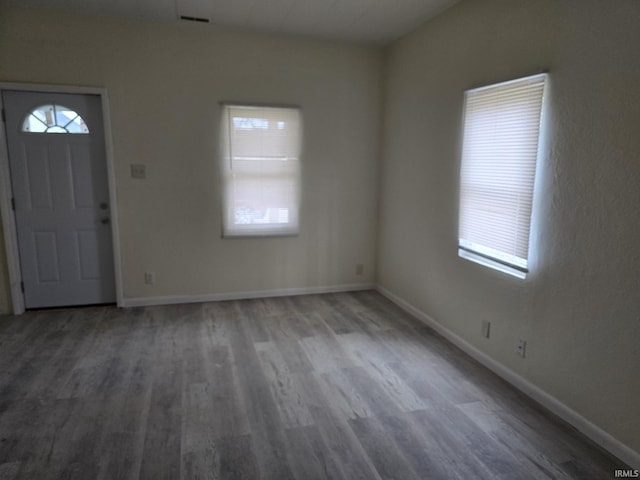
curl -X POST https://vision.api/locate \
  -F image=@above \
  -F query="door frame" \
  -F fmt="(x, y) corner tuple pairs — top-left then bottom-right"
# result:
(0, 82), (123, 314)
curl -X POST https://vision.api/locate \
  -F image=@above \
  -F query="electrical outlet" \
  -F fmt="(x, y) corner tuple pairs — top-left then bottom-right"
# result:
(144, 271), (155, 285)
(355, 264), (364, 275)
(131, 164), (146, 179)
(481, 320), (491, 339)
(516, 338), (527, 358)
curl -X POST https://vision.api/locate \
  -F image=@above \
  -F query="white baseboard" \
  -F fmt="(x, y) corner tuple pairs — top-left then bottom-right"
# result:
(376, 285), (640, 470)
(121, 283), (375, 308)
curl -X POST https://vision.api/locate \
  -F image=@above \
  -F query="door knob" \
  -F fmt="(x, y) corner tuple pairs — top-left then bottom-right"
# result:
(100, 202), (108, 210)
(101, 217), (110, 225)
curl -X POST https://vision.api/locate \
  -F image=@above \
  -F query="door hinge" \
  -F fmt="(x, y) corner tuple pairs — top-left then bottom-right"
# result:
(20, 281), (24, 293)
(11, 198), (15, 210)
(1, 108), (5, 123)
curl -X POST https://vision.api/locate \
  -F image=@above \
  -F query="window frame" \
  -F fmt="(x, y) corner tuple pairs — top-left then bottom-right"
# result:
(457, 73), (548, 279)
(21, 104), (90, 134)
(219, 103), (302, 238)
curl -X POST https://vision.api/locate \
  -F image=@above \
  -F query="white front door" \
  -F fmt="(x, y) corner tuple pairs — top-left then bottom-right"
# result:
(2, 90), (115, 308)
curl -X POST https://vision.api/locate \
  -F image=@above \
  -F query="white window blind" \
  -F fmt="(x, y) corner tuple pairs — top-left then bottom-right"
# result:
(221, 105), (301, 237)
(458, 73), (547, 276)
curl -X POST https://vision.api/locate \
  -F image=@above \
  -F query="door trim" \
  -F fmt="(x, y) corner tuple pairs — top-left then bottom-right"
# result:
(0, 82), (123, 314)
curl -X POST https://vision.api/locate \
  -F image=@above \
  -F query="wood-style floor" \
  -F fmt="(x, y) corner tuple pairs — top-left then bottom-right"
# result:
(0, 291), (626, 479)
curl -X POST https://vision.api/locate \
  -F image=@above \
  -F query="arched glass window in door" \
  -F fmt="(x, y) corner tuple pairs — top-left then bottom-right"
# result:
(22, 104), (89, 134)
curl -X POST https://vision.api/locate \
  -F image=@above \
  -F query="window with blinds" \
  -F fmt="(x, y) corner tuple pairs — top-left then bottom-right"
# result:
(458, 73), (547, 278)
(221, 105), (302, 237)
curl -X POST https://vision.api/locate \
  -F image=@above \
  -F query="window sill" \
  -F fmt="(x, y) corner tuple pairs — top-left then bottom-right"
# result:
(222, 232), (299, 239)
(458, 249), (527, 279)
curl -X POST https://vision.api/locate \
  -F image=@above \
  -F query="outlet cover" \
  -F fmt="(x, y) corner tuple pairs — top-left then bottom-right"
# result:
(131, 164), (146, 179)
(517, 338), (527, 358)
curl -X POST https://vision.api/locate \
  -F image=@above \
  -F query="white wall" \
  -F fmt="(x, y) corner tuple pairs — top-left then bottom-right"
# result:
(0, 6), (382, 310)
(379, 0), (640, 456)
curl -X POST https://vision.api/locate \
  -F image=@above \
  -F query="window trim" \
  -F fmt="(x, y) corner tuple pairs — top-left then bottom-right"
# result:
(220, 103), (302, 238)
(457, 72), (548, 279)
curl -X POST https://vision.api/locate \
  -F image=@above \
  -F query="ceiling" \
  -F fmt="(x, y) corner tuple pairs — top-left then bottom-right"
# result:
(0, 0), (460, 45)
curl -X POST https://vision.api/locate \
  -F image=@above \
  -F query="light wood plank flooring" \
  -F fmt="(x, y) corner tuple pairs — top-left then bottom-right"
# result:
(0, 291), (627, 479)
